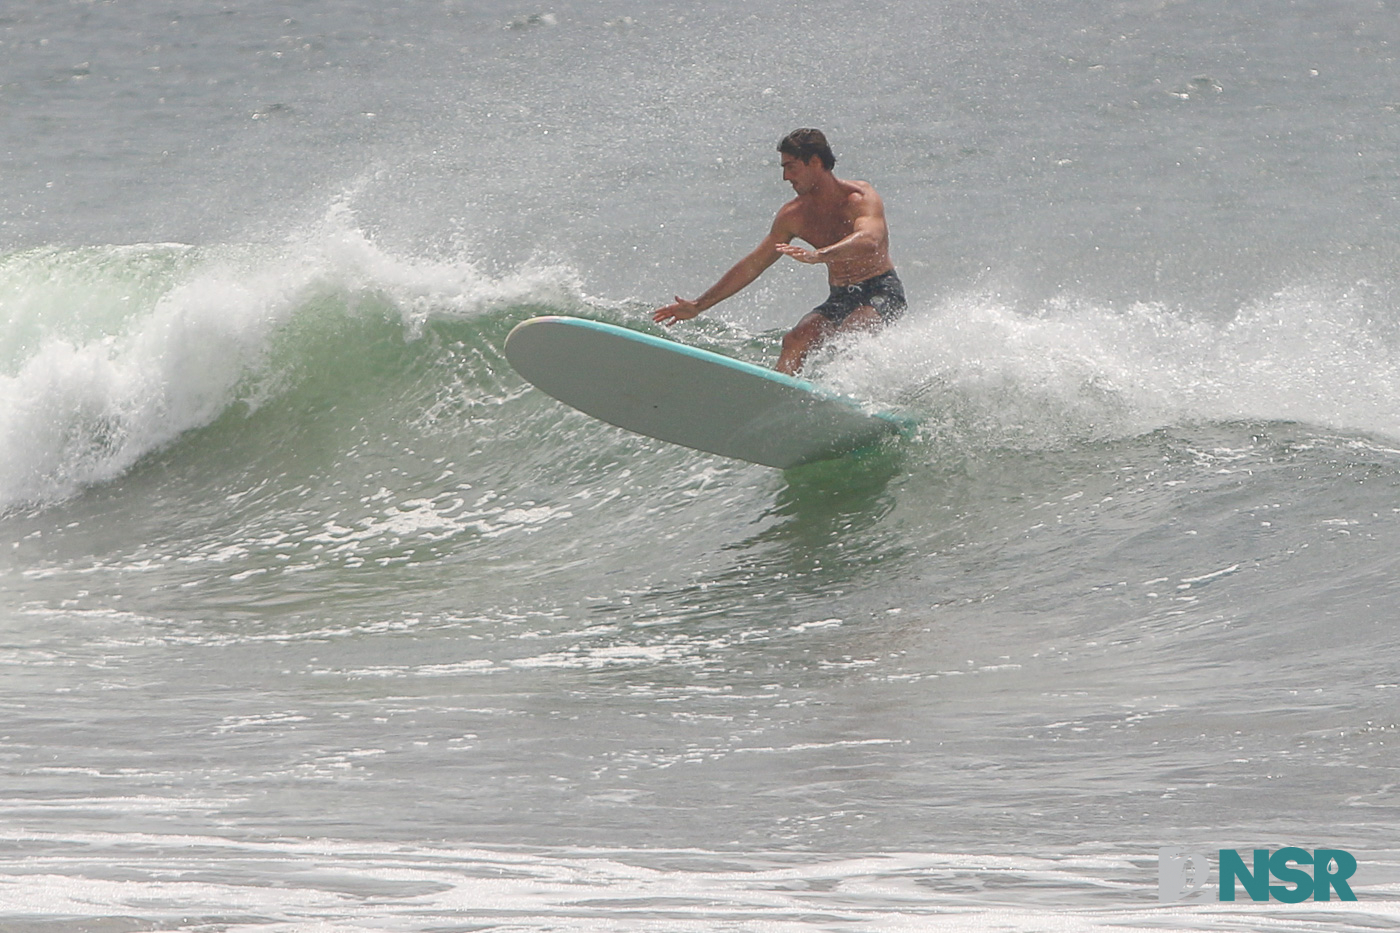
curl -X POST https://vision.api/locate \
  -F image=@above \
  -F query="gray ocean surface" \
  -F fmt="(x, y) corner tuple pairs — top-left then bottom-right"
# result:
(4, 1), (1400, 929)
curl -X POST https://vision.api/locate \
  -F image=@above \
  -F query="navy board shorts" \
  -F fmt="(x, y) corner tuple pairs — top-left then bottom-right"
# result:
(812, 269), (907, 325)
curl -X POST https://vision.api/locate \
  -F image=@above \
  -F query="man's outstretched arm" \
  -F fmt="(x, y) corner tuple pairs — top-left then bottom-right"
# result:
(653, 226), (789, 326)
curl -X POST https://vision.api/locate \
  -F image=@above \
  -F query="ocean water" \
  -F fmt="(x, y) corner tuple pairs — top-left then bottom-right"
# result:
(4, 1), (1400, 929)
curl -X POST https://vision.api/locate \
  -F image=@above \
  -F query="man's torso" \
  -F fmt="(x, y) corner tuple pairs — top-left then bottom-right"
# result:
(782, 179), (893, 286)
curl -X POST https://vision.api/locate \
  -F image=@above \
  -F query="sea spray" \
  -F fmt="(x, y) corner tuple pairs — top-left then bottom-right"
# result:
(818, 282), (1400, 452)
(0, 213), (587, 511)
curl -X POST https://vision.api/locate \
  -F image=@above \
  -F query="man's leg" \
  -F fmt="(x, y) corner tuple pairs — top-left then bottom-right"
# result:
(777, 306), (885, 374)
(777, 312), (836, 374)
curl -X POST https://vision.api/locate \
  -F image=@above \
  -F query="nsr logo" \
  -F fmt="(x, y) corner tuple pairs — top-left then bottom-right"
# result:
(1158, 847), (1358, 903)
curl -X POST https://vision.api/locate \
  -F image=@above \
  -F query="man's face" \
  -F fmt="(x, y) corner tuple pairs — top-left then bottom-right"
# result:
(781, 154), (820, 194)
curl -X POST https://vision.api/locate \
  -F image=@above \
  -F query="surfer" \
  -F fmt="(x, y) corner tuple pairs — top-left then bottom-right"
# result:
(653, 128), (905, 374)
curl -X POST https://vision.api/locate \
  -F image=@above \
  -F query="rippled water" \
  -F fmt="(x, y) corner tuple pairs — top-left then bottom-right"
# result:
(4, 1), (1400, 929)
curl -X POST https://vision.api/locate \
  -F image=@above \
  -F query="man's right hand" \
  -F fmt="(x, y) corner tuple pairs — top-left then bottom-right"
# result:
(653, 297), (703, 326)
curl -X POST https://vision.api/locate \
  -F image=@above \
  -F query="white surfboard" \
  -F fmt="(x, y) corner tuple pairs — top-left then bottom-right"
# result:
(503, 316), (908, 469)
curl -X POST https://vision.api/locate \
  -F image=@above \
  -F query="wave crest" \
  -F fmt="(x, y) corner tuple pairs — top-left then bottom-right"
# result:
(0, 211), (585, 510)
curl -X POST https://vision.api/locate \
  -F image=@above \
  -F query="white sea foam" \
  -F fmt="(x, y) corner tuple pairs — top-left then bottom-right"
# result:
(822, 282), (1400, 449)
(0, 207), (582, 510)
(1, 833), (1397, 932)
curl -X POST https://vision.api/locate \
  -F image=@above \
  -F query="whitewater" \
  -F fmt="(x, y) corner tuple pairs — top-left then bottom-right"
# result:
(4, 1), (1400, 930)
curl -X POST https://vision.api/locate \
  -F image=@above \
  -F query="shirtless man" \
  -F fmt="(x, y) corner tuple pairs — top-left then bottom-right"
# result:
(653, 128), (906, 375)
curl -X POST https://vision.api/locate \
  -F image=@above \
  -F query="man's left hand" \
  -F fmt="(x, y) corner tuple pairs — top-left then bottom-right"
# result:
(775, 243), (823, 264)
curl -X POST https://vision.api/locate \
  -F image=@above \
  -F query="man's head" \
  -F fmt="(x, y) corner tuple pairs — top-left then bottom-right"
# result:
(777, 128), (836, 171)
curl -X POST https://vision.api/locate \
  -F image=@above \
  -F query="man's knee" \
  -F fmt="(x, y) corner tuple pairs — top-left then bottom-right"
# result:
(783, 314), (831, 349)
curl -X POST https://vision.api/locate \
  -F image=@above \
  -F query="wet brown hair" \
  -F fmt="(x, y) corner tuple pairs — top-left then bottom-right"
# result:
(777, 128), (836, 171)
